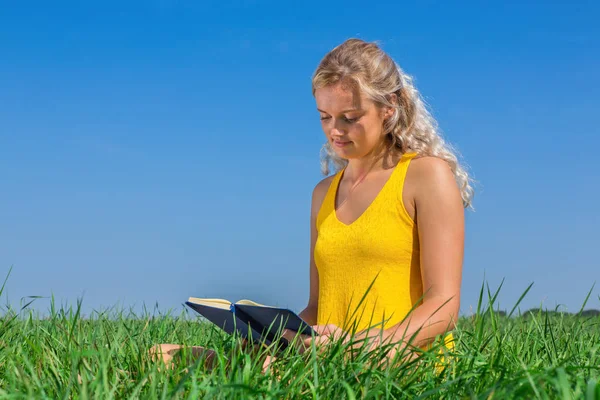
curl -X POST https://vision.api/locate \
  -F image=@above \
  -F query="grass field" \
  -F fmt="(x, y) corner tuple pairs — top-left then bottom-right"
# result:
(1, 277), (599, 399)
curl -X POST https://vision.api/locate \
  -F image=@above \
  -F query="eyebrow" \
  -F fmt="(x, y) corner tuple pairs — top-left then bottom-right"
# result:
(317, 108), (360, 114)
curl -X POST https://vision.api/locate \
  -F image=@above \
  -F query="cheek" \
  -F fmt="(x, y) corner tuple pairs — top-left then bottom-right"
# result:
(348, 123), (367, 139)
(320, 121), (369, 140)
(362, 120), (383, 139)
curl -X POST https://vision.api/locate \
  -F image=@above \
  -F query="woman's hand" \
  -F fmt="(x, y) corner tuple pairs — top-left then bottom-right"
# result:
(261, 324), (345, 373)
(260, 328), (311, 373)
(313, 326), (417, 368)
(345, 328), (419, 368)
(308, 324), (346, 350)
(283, 324), (346, 354)
(260, 324), (418, 373)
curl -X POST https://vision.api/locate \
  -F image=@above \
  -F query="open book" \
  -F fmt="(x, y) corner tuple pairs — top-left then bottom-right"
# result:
(185, 297), (317, 352)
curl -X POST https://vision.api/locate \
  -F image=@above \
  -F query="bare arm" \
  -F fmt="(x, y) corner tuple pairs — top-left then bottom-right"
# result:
(297, 177), (331, 326)
(356, 157), (464, 351)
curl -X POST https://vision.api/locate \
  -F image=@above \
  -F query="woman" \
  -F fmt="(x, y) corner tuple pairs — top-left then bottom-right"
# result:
(152, 38), (471, 373)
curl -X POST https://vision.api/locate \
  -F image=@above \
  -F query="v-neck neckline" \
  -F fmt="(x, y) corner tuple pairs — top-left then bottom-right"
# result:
(333, 156), (404, 227)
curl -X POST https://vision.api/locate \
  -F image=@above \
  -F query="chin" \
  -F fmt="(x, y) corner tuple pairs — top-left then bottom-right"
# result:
(332, 148), (351, 158)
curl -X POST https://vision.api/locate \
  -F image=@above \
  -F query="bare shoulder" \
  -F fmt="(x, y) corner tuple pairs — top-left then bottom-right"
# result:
(314, 175), (335, 193)
(408, 156), (455, 183)
(312, 175), (335, 210)
(404, 156), (461, 213)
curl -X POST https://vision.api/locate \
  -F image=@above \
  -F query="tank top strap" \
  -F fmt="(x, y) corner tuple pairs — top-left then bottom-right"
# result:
(377, 151), (418, 223)
(390, 151), (418, 189)
(316, 152), (418, 231)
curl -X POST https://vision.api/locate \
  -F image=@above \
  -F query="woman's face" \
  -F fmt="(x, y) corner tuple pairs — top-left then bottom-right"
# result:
(315, 81), (389, 160)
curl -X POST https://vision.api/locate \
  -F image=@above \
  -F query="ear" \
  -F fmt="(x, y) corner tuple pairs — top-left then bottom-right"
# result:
(381, 105), (395, 121)
(383, 93), (398, 119)
(384, 106), (395, 120)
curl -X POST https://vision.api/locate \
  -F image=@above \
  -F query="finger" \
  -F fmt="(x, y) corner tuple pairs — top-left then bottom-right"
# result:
(313, 335), (335, 351)
(283, 329), (309, 343)
(261, 359), (268, 374)
(282, 331), (305, 353)
(312, 324), (341, 338)
(261, 355), (276, 374)
(282, 329), (293, 340)
(310, 324), (333, 335)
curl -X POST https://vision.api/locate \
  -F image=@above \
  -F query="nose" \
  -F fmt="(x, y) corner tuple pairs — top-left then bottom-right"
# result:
(329, 119), (346, 138)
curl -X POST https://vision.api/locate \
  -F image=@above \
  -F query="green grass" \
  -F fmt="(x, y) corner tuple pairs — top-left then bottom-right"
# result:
(1, 273), (599, 399)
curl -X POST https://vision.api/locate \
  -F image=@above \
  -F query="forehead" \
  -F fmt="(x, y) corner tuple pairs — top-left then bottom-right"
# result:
(315, 82), (371, 112)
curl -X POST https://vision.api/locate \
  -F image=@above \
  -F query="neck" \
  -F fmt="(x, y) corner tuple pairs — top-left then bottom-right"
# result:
(344, 143), (399, 183)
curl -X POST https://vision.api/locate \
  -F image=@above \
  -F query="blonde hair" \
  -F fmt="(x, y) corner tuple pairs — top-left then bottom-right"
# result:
(312, 38), (474, 208)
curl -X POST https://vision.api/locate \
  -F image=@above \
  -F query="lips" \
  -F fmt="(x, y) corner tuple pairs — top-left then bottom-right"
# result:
(333, 140), (350, 147)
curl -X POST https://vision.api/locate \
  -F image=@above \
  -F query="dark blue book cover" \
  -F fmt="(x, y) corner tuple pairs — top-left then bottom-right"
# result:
(185, 298), (317, 351)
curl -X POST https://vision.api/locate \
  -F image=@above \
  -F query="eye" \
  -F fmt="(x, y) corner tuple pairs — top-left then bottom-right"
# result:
(318, 115), (359, 123)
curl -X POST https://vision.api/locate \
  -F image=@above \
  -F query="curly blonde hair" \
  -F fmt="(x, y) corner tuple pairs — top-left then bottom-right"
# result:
(312, 38), (474, 208)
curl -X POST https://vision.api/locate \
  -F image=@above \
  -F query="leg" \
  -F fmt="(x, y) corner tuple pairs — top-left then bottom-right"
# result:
(149, 343), (218, 370)
(149, 340), (272, 373)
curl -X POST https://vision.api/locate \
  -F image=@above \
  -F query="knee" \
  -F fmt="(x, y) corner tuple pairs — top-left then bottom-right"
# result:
(149, 343), (181, 363)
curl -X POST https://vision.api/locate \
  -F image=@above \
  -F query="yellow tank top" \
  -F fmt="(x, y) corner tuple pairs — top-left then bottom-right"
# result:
(314, 152), (455, 360)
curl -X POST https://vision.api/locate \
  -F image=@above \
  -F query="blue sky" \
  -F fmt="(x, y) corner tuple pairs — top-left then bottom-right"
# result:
(1, 0), (598, 317)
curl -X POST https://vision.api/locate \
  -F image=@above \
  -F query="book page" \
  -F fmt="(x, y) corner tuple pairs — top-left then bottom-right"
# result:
(187, 297), (232, 310)
(235, 299), (270, 307)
